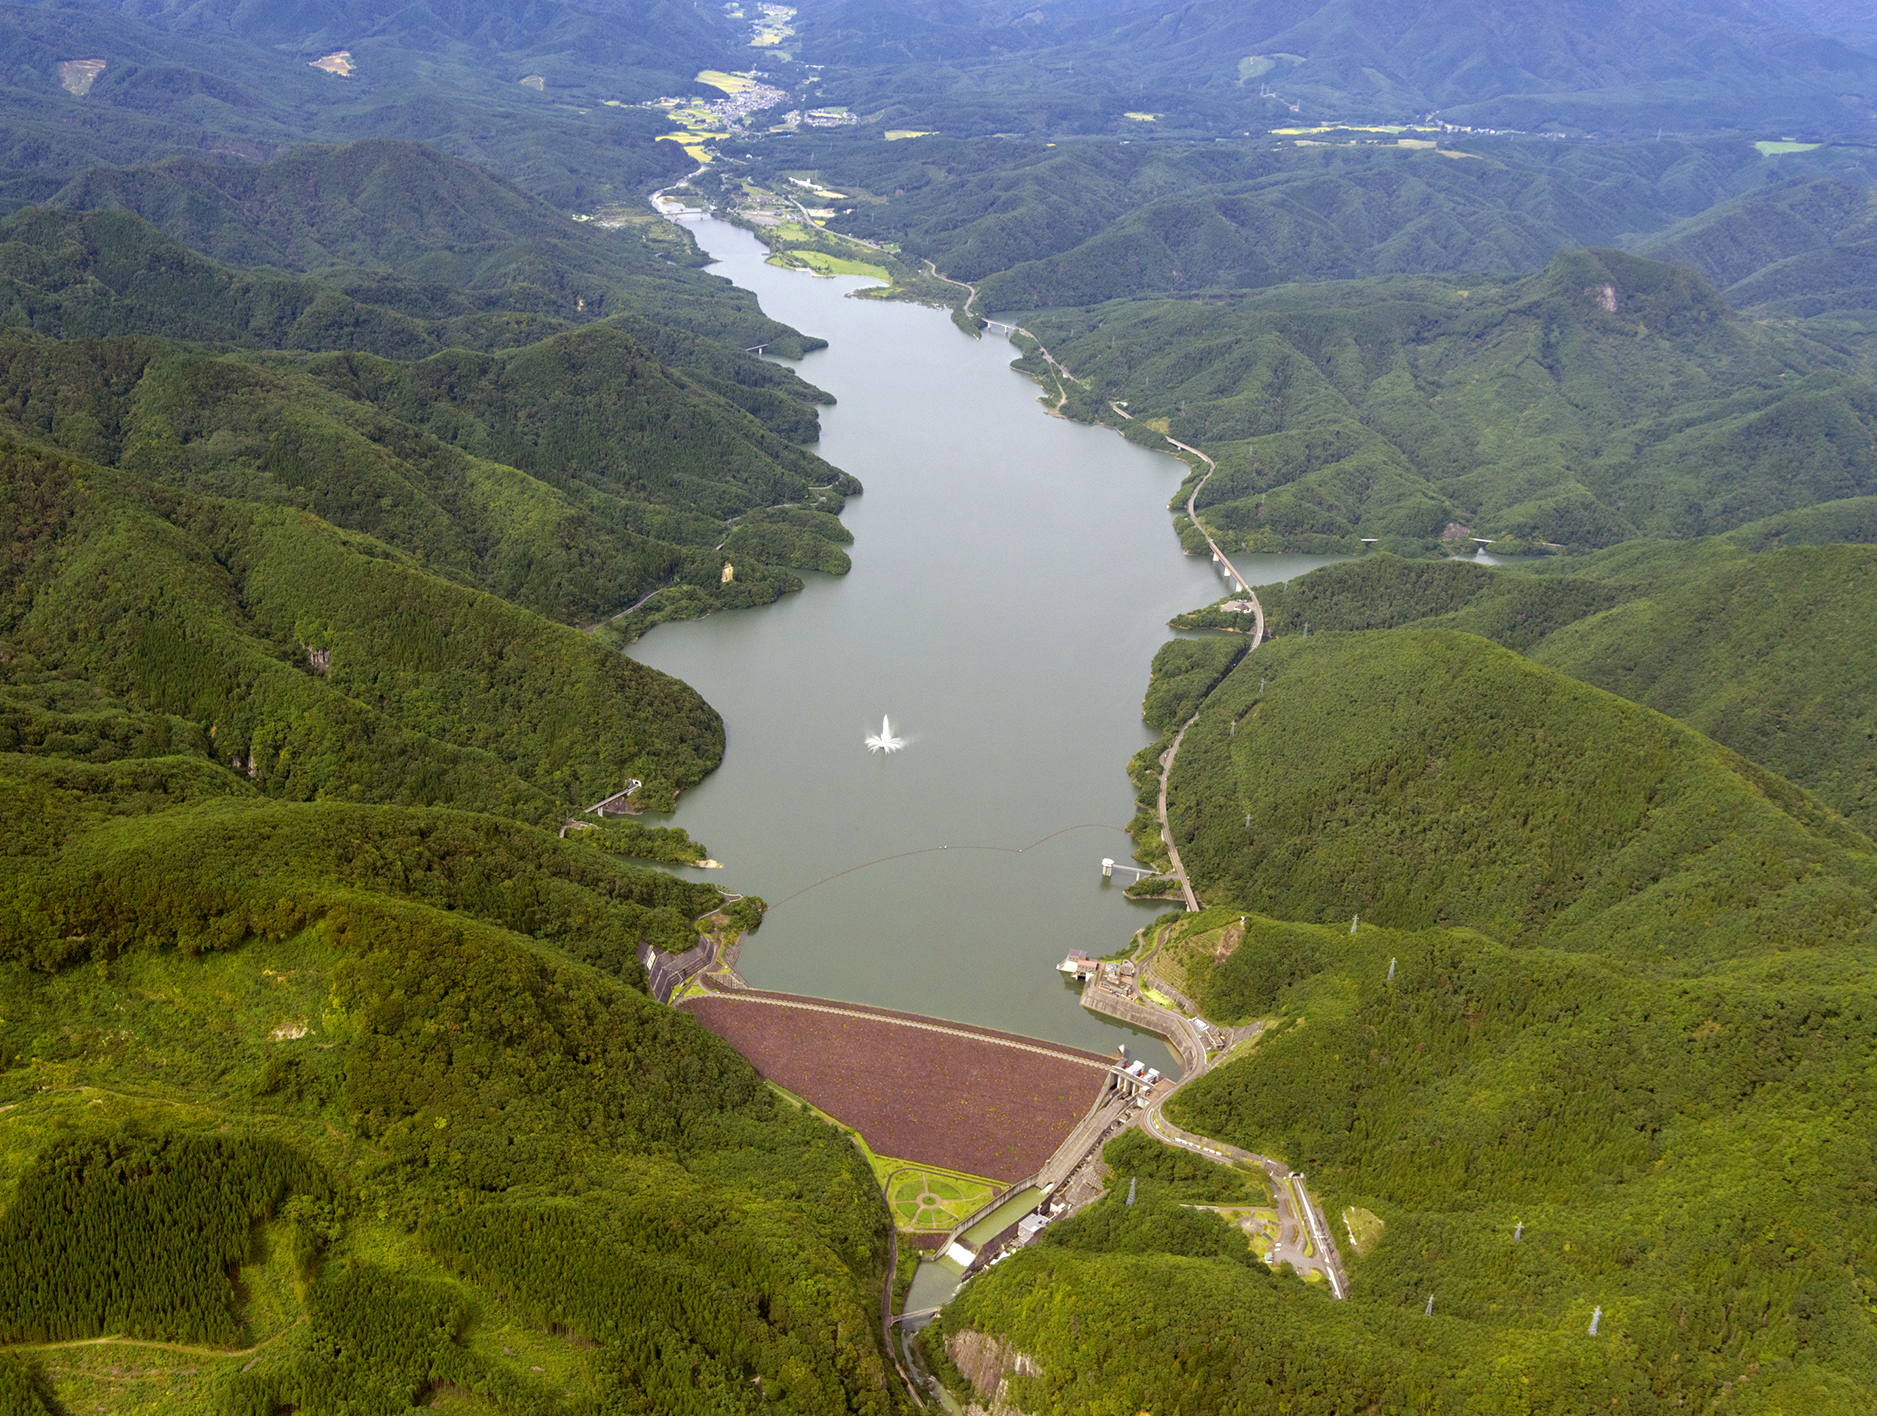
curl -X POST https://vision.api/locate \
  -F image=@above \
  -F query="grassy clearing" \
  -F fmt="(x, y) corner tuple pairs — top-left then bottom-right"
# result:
(886, 1169), (1001, 1231)
(1189, 1205), (1282, 1259)
(766, 249), (889, 280)
(1341, 1205), (1384, 1255)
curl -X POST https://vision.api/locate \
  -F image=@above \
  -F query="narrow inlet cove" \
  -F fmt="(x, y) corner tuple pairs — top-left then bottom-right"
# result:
(633, 215), (1338, 1059)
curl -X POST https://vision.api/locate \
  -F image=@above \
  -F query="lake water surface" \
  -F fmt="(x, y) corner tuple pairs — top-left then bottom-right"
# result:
(633, 217), (1339, 1059)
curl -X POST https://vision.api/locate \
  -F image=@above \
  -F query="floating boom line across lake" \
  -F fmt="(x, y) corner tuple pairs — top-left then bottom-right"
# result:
(770, 823), (1135, 908)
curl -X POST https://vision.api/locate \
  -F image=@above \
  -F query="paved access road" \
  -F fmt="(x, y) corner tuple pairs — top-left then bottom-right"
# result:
(1141, 1091), (1346, 1297)
(1155, 720), (1204, 913)
(1098, 925), (1350, 1297)
(1144, 441), (1266, 916)
(1169, 442), (1265, 648)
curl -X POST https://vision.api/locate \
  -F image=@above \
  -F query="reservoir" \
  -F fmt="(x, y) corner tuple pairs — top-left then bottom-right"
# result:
(634, 216), (1336, 1059)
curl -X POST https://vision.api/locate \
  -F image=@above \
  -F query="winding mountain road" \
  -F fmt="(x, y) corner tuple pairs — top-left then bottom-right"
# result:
(1169, 439), (1265, 648)
(1141, 1090), (1347, 1298)
(1155, 722), (1203, 913)
(1143, 438), (1267, 912)
(910, 263), (1329, 1293)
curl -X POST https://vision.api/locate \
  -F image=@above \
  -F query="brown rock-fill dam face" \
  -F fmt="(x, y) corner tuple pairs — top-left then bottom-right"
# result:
(682, 991), (1113, 1183)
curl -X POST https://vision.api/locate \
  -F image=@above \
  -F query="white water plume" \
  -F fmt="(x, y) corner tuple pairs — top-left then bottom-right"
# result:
(864, 715), (907, 754)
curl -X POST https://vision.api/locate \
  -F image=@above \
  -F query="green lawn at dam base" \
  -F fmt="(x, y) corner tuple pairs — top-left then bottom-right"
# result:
(885, 1167), (1002, 1234)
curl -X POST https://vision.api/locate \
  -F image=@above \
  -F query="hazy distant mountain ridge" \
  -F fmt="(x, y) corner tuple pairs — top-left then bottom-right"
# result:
(794, 0), (1877, 135)
(0, 0), (735, 209)
(1756, 0), (1877, 56)
(757, 134), (1877, 312)
(73, 0), (738, 98)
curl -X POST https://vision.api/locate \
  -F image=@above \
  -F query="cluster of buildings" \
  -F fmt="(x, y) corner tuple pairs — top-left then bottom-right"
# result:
(693, 82), (790, 131)
(772, 107), (860, 129)
(1058, 949), (1133, 989)
(1112, 1056), (1164, 1096)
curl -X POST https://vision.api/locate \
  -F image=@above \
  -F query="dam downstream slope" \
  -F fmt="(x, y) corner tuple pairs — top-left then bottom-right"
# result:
(631, 214), (1338, 1056)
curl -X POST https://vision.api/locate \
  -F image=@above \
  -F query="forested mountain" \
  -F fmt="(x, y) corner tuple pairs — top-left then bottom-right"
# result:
(975, 152), (1877, 311)
(931, 622), (1877, 1413)
(0, 226), (856, 634)
(100, 0), (733, 91)
(791, 0), (1877, 136)
(1770, 0), (1877, 54)
(1202, 539), (1877, 832)
(1638, 174), (1877, 322)
(0, 0), (744, 209)
(1167, 629), (1872, 938)
(1006, 248), (1877, 550)
(740, 131), (1877, 303)
(0, 92), (903, 1407)
(43, 140), (828, 355)
(0, 373), (909, 1408)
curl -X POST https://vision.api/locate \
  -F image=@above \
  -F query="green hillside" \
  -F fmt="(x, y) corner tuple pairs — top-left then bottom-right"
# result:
(46, 142), (832, 364)
(0, 185), (863, 633)
(1637, 176), (1877, 294)
(1527, 545), (1877, 830)
(1637, 175), (1877, 322)
(0, 390), (908, 1413)
(1214, 542), (1877, 832)
(743, 134), (1877, 300)
(972, 158), (1877, 314)
(0, 433), (726, 817)
(1163, 628), (1874, 949)
(0, 793), (903, 1414)
(1013, 248), (1877, 550)
(929, 627), (1877, 1413)
(0, 205), (467, 357)
(0, 328), (853, 629)
(1726, 494), (1877, 549)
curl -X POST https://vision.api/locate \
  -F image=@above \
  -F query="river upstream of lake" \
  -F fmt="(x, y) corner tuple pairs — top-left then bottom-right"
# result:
(632, 216), (1339, 1066)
